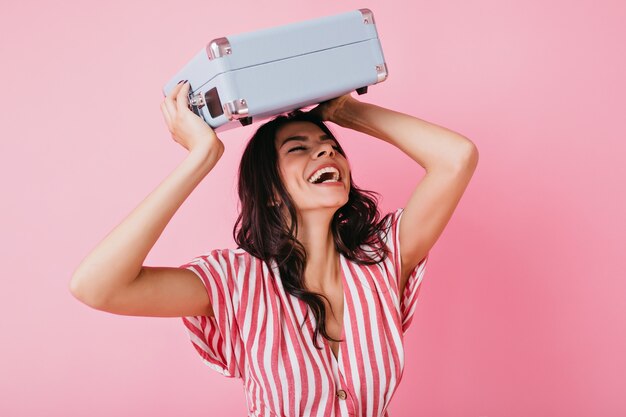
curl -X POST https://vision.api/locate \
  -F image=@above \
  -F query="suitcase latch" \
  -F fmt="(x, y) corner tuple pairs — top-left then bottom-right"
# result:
(189, 92), (206, 109)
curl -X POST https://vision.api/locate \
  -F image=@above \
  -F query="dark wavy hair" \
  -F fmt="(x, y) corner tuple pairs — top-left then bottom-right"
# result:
(233, 109), (393, 350)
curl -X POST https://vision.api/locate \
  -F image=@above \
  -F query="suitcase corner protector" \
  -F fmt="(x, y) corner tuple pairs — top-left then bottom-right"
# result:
(206, 37), (232, 60)
(358, 9), (375, 25)
(223, 99), (249, 120)
(376, 63), (388, 83)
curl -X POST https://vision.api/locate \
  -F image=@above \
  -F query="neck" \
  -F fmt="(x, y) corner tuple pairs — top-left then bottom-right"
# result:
(294, 209), (340, 291)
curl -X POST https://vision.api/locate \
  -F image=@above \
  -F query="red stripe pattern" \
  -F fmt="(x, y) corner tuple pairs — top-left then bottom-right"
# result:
(180, 208), (429, 417)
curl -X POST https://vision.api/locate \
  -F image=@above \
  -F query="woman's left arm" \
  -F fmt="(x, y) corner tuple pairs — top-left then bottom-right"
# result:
(321, 94), (479, 292)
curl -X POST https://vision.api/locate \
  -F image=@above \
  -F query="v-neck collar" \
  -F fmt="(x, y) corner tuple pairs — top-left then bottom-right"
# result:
(284, 252), (350, 367)
(325, 252), (348, 365)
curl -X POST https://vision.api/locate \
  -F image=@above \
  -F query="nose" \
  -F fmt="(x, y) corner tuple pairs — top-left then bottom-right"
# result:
(314, 142), (336, 158)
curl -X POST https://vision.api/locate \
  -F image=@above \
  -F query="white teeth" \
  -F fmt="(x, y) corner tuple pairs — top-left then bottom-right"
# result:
(308, 167), (340, 183)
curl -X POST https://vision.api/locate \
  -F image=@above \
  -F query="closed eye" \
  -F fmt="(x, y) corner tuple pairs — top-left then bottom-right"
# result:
(288, 145), (340, 153)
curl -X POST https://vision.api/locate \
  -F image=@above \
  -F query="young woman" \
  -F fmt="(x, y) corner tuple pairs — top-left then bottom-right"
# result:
(70, 80), (478, 417)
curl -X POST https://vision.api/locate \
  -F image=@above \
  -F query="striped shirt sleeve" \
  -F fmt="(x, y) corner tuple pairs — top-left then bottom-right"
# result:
(385, 208), (430, 334)
(179, 249), (245, 379)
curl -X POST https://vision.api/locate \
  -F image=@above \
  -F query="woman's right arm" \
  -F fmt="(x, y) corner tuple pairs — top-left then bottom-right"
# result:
(69, 81), (222, 318)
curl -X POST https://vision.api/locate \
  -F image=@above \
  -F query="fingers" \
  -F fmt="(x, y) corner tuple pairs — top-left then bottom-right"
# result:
(162, 81), (187, 122)
(176, 81), (191, 113)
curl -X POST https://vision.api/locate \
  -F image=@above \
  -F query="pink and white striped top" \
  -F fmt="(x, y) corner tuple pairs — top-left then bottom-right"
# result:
(180, 208), (429, 417)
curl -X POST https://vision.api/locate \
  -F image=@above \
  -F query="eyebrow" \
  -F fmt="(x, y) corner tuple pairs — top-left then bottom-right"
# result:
(280, 134), (336, 149)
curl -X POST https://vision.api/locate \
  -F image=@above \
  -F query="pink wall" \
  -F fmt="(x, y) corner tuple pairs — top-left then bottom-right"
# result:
(1, 0), (624, 416)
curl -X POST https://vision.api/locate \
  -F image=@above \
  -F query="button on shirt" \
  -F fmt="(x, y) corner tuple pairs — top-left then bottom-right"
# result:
(180, 208), (429, 417)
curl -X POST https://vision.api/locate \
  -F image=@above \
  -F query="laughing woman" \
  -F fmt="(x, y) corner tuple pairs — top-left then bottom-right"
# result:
(70, 80), (478, 417)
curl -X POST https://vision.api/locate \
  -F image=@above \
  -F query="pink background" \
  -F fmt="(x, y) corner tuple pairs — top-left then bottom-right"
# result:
(1, 0), (624, 416)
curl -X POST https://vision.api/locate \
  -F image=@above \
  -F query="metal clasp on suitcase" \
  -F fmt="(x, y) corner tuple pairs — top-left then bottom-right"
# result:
(206, 37), (232, 60)
(188, 86), (252, 127)
(223, 99), (252, 126)
(359, 8), (375, 24)
(187, 89), (206, 119)
(189, 93), (205, 109)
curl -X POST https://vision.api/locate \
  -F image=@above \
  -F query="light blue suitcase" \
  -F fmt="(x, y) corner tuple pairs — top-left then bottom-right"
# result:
(162, 8), (388, 133)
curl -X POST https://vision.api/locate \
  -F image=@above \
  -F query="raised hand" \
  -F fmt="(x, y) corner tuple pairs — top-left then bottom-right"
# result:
(307, 93), (358, 123)
(160, 81), (224, 155)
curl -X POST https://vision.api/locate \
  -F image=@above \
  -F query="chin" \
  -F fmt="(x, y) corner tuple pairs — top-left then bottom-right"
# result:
(298, 200), (346, 211)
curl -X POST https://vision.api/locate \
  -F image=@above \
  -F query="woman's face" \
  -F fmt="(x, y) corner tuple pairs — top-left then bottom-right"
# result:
(274, 121), (350, 212)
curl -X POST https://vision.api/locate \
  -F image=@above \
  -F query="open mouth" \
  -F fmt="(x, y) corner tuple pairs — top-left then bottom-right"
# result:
(307, 167), (341, 184)
(310, 172), (341, 184)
